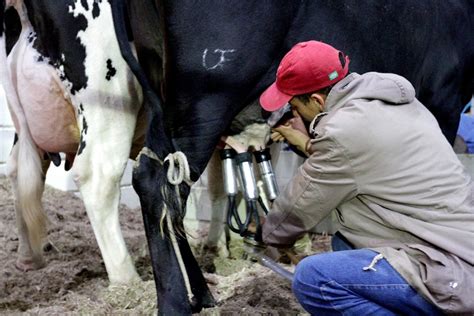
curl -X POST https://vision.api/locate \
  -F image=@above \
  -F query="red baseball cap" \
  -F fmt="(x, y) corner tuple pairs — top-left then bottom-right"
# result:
(260, 41), (350, 111)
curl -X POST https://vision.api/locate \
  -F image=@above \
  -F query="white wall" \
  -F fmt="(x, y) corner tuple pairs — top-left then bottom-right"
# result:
(45, 159), (140, 208)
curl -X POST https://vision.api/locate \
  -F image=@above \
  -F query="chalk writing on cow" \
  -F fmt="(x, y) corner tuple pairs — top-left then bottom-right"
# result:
(202, 48), (236, 70)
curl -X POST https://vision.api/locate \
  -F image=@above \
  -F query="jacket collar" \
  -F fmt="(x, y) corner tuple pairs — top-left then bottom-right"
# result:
(324, 72), (359, 112)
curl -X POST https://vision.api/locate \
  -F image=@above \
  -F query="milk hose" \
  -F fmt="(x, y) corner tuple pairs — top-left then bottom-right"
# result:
(243, 237), (294, 282)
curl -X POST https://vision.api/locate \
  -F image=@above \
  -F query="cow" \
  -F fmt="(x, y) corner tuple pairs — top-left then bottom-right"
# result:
(0, 0), (146, 285)
(110, 0), (474, 314)
(0, 0), (271, 291)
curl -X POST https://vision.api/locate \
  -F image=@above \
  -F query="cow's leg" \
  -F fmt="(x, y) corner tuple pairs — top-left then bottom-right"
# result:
(191, 151), (229, 273)
(133, 155), (215, 315)
(6, 142), (48, 271)
(205, 150), (227, 246)
(203, 151), (229, 258)
(71, 106), (139, 285)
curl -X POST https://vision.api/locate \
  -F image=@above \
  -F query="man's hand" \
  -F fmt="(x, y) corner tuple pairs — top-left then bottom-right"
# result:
(272, 126), (310, 155)
(271, 110), (310, 155)
(264, 246), (307, 265)
(247, 215), (266, 234)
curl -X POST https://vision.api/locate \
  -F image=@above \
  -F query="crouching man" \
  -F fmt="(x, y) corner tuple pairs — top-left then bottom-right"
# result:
(260, 40), (474, 315)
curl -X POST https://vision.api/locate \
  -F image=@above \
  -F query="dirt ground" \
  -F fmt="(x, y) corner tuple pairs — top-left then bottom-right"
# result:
(0, 175), (331, 315)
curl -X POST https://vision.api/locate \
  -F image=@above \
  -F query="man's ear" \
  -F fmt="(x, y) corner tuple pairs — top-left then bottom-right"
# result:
(310, 93), (325, 111)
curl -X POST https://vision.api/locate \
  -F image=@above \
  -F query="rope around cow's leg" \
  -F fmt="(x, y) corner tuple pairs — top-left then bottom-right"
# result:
(164, 152), (195, 304)
(165, 199), (195, 303)
(134, 148), (195, 304)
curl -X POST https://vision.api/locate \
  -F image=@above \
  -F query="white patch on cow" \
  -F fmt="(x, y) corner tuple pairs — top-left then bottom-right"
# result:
(56, 64), (74, 93)
(66, 0), (143, 284)
(202, 48), (236, 70)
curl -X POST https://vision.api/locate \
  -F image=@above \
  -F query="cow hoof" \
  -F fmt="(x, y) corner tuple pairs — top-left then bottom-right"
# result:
(108, 271), (141, 285)
(198, 256), (216, 274)
(197, 245), (218, 273)
(15, 257), (46, 272)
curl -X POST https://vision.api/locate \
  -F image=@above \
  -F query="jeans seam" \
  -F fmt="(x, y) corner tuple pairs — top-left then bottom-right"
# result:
(320, 280), (411, 315)
(321, 280), (346, 316)
(342, 283), (410, 290)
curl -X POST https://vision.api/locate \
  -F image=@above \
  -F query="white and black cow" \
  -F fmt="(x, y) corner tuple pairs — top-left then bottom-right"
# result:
(0, 0), (145, 284)
(111, 0), (474, 314)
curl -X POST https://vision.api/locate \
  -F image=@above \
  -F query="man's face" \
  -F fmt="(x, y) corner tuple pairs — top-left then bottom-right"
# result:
(289, 96), (322, 122)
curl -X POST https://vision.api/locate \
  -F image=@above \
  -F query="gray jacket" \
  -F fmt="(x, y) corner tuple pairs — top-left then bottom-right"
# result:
(263, 72), (474, 314)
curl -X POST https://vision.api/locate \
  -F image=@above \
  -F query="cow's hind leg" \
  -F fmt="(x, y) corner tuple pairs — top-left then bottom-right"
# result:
(71, 106), (140, 285)
(7, 140), (49, 271)
(198, 150), (230, 272)
(133, 155), (215, 315)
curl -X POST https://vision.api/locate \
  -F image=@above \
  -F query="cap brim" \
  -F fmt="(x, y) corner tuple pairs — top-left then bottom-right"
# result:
(259, 82), (292, 112)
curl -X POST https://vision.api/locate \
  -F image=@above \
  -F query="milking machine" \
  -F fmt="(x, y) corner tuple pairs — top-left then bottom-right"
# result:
(220, 147), (294, 281)
(254, 148), (279, 201)
(221, 149), (268, 239)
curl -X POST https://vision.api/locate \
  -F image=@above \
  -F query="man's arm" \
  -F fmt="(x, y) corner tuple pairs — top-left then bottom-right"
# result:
(262, 132), (358, 247)
(272, 110), (311, 156)
(272, 124), (310, 156)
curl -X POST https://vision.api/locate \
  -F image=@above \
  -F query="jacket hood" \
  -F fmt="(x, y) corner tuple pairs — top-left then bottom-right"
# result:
(325, 72), (416, 112)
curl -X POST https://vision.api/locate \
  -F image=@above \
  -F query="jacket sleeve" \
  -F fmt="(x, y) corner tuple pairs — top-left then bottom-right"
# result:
(262, 133), (358, 247)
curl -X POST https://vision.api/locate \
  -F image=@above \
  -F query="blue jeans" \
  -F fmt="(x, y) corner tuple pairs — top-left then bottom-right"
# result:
(292, 246), (443, 315)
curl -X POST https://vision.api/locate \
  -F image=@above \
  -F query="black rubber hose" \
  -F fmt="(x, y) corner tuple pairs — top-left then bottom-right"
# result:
(226, 196), (241, 234)
(258, 196), (269, 215)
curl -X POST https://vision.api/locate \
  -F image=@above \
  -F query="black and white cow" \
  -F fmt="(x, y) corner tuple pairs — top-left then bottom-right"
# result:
(111, 0), (474, 314)
(0, 0), (267, 292)
(0, 0), (145, 284)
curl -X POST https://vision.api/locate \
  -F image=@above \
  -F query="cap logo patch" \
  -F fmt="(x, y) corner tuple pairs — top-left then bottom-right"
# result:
(329, 71), (339, 81)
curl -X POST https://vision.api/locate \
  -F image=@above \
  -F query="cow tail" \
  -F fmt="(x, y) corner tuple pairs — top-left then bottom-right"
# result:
(110, 0), (172, 153)
(15, 117), (47, 258)
(0, 2), (47, 256)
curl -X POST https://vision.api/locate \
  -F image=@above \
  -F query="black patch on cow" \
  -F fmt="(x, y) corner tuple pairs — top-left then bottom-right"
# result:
(106, 59), (117, 80)
(339, 52), (346, 68)
(0, 0), (5, 37)
(82, 116), (88, 134)
(37, 55), (44, 62)
(92, 1), (101, 19)
(78, 103), (84, 122)
(78, 116), (88, 156)
(78, 136), (86, 155)
(23, 0), (89, 95)
(5, 7), (21, 54)
(81, 0), (89, 11)
(77, 104), (88, 156)
(27, 32), (35, 43)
